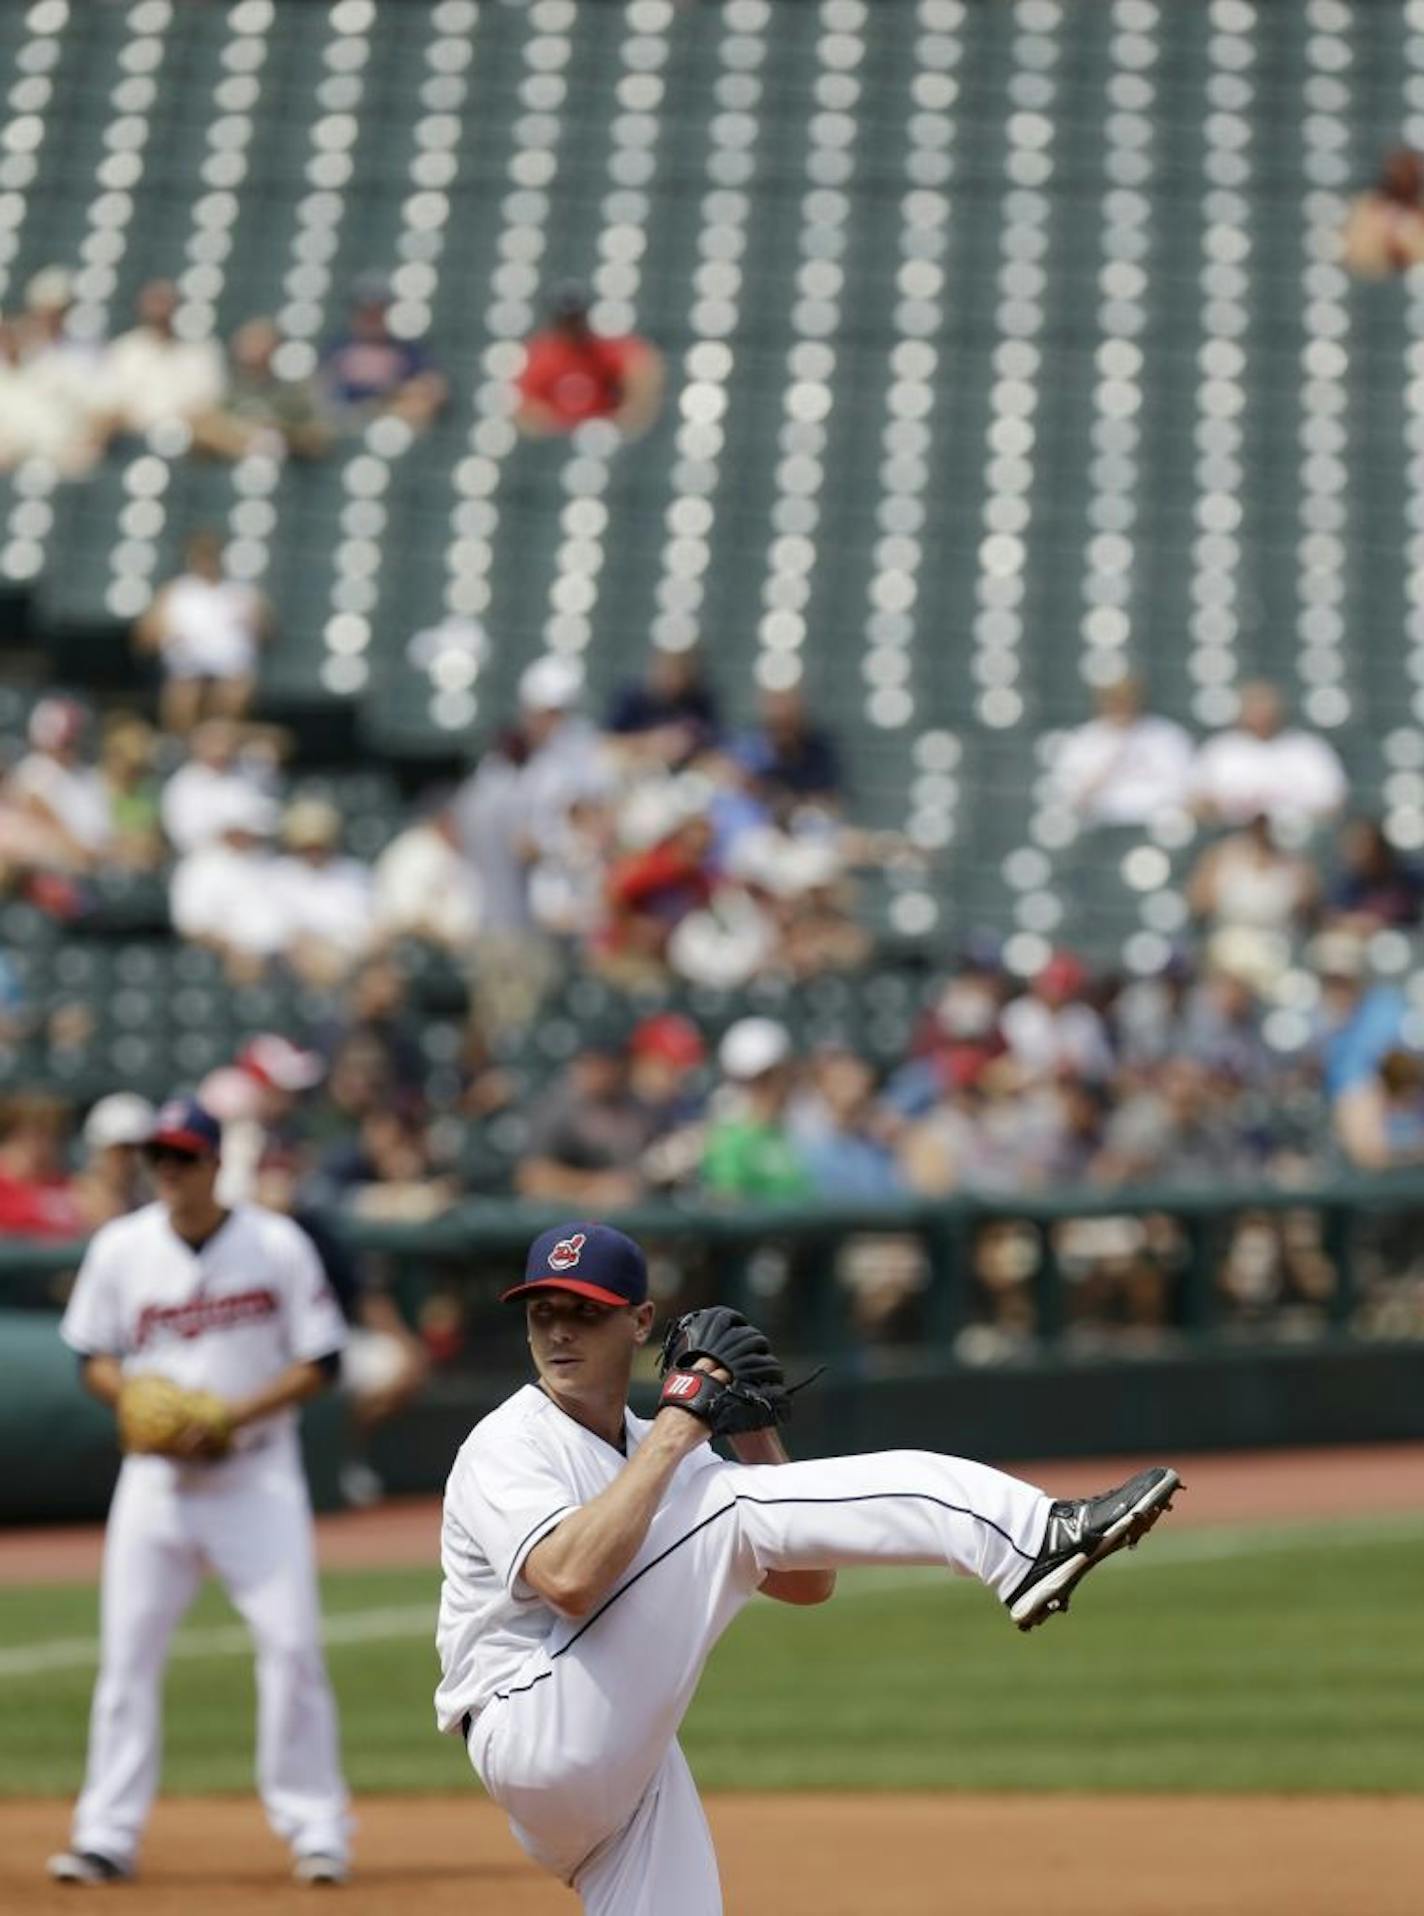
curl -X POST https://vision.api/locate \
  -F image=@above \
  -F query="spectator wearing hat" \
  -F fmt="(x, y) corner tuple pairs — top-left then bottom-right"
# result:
(168, 789), (287, 982)
(1190, 681), (1347, 828)
(515, 1041), (658, 1210)
(100, 277), (225, 438)
(9, 699), (114, 873)
(372, 788), (483, 953)
(273, 799), (376, 988)
(1050, 676), (1194, 827)
(134, 530), (275, 735)
(74, 1093), (156, 1229)
(160, 718), (281, 857)
(191, 316), (334, 462)
(319, 278), (447, 432)
(605, 645), (721, 768)
(514, 288), (665, 439)
(702, 1019), (812, 1201)
(628, 1014), (709, 1191)
(1000, 952), (1115, 1084)
(0, 1091), (85, 1239)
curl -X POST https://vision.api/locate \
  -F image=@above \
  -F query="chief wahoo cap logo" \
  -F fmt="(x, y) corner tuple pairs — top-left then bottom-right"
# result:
(547, 1231), (587, 1271)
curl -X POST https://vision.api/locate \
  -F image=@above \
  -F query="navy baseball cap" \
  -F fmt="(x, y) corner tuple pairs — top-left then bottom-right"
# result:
(501, 1222), (648, 1309)
(147, 1095), (222, 1159)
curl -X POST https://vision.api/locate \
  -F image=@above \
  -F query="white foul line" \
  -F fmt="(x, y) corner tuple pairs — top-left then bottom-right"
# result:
(0, 1514), (1418, 1683)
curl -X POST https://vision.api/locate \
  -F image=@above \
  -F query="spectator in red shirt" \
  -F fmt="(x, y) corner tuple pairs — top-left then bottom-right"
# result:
(0, 1091), (86, 1238)
(600, 805), (716, 986)
(514, 287), (665, 439)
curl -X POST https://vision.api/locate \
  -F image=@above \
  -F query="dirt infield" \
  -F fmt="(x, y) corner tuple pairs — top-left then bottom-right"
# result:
(2, 1792), (1419, 1915)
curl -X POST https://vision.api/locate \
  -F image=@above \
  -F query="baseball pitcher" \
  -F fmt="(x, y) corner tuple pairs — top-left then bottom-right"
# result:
(435, 1221), (1181, 1914)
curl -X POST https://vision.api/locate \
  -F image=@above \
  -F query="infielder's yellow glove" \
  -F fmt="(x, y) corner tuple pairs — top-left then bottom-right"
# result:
(117, 1375), (233, 1460)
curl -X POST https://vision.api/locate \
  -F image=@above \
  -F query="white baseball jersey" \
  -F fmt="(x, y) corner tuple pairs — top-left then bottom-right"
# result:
(436, 1384), (722, 1732)
(61, 1201), (347, 1446)
(59, 1198), (352, 1871)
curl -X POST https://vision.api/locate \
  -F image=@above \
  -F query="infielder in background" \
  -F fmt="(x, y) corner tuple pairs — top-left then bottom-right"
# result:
(436, 1222), (1181, 1915)
(48, 1096), (352, 1887)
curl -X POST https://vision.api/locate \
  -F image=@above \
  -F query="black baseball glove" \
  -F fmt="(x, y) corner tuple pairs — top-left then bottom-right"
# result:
(656, 1305), (793, 1437)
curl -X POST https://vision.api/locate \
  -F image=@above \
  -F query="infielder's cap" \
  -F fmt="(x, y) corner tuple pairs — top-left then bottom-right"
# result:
(147, 1095), (222, 1158)
(501, 1222), (648, 1309)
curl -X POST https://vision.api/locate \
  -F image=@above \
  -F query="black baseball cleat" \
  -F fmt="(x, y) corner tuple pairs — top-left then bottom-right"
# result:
(45, 1850), (132, 1885)
(1006, 1466), (1182, 1632)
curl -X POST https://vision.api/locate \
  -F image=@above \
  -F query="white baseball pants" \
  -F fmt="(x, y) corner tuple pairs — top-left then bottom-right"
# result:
(71, 1441), (351, 1869)
(467, 1448), (1050, 1914)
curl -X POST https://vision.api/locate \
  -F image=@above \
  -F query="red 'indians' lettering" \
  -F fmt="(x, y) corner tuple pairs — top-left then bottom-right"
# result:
(135, 1288), (279, 1348)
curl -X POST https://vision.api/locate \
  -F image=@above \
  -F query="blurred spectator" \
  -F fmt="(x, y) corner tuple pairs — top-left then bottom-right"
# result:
(168, 788), (286, 981)
(311, 1108), (457, 1222)
(702, 1018), (812, 1199)
(599, 798), (716, 986)
(789, 1044), (904, 1199)
(100, 277), (224, 437)
(1311, 932), (1409, 1165)
(1341, 146), (1424, 277)
(666, 873), (778, 990)
(74, 1093), (155, 1228)
(204, 1033), (326, 1206)
(0, 275), (104, 473)
(529, 794), (618, 945)
(454, 660), (609, 1034)
(319, 960), (426, 1103)
(273, 798), (376, 987)
(0, 1092), (85, 1238)
(1000, 951), (1114, 1083)
(1187, 814), (1319, 941)
(97, 717), (164, 872)
(733, 685), (842, 812)
(9, 699), (112, 872)
(319, 276), (447, 431)
(514, 286), (665, 439)
(159, 718), (278, 855)
(191, 317), (333, 461)
(605, 645), (720, 767)
(372, 788), (482, 952)
(134, 529), (274, 734)
(628, 1013), (708, 1192)
(515, 1042), (654, 1208)
(1341, 1048), (1424, 1170)
(887, 950), (1008, 1117)
(1050, 676), (1194, 826)
(1093, 1059), (1250, 1187)
(771, 839), (872, 980)
(1190, 681), (1346, 827)
(303, 1030), (399, 1155)
(1326, 818), (1424, 934)
(0, 951), (24, 1045)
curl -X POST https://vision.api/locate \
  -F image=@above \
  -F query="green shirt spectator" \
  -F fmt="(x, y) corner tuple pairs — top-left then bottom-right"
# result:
(702, 1116), (812, 1200)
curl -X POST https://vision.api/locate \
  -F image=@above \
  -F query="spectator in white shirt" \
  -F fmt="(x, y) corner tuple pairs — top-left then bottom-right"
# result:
(169, 790), (287, 981)
(15, 267), (110, 474)
(274, 797), (375, 987)
(1191, 680), (1347, 828)
(160, 718), (278, 855)
(100, 277), (224, 439)
(8, 699), (113, 871)
(372, 790), (482, 952)
(133, 529), (273, 735)
(1050, 676), (1194, 827)
(1000, 950), (1115, 1083)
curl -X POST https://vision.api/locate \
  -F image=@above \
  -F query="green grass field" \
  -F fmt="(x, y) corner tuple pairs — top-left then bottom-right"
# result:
(1, 1517), (1421, 1796)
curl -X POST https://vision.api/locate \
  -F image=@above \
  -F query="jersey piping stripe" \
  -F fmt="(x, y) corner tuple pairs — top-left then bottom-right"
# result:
(505, 1504), (579, 1590)
(488, 1488), (1035, 1705)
